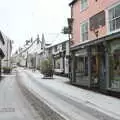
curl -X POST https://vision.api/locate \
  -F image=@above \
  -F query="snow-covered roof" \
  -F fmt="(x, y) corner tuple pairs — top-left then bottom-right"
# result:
(45, 34), (68, 48)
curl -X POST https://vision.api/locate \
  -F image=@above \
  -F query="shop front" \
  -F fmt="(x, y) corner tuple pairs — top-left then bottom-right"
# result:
(71, 43), (107, 88)
(70, 32), (120, 93)
(71, 47), (91, 87)
(108, 39), (120, 92)
(90, 44), (106, 89)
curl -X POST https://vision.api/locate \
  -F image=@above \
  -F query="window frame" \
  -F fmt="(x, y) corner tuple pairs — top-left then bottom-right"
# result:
(80, 0), (88, 12)
(106, 2), (120, 34)
(80, 20), (89, 42)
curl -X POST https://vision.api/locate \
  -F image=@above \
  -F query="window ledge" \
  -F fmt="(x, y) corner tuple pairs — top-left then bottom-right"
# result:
(107, 29), (120, 35)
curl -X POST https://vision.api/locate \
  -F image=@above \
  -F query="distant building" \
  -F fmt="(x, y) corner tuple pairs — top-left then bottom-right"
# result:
(0, 31), (12, 68)
(0, 32), (5, 76)
(1, 33), (12, 68)
(13, 34), (43, 69)
(45, 34), (69, 76)
(14, 33), (69, 77)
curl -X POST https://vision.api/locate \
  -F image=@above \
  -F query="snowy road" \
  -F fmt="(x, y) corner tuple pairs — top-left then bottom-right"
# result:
(0, 71), (41, 120)
(17, 68), (120, 120)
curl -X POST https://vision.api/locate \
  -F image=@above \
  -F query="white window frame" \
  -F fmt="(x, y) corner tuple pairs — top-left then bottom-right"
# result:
(106, 2), (120, 34)
(80, 0), (88, 12)
(80, 20), (89, 42)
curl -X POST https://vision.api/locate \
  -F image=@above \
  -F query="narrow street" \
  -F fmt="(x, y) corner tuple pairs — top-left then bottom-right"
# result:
(0, 70), (41, 120)
(0, 0), (120, 120)
(16, 68), (120, 120)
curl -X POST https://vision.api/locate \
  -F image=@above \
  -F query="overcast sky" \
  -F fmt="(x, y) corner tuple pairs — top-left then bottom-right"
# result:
(0, 0), (71, 53)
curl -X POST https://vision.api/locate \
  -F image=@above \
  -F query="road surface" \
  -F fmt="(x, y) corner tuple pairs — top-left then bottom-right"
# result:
(0, 71), (41, 120)
(17, 68), (120, 120)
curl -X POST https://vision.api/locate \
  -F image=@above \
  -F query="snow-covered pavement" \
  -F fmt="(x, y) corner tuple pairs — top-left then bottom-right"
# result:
(17, 68), (120, 120)
(0, 71), (41, 120)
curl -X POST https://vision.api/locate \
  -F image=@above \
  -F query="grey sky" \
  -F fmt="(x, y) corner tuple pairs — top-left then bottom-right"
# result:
(0, 0), (71, 53)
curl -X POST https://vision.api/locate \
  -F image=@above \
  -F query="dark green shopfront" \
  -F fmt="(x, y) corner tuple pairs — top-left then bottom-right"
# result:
(70, 32), (120, 92)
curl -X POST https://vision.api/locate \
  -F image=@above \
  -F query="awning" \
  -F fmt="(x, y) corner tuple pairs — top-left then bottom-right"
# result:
(71, 31), (120, 51)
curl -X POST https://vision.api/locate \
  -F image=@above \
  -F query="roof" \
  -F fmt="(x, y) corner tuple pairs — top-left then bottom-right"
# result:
(45, 34), (68, 48)
(69, 0), (77, 6)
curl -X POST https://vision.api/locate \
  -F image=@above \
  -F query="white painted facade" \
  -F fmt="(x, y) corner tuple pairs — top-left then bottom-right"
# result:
(0, 32), (12, 68)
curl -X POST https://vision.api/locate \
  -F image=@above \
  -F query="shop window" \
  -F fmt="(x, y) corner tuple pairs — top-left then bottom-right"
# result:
(75, 56), (88, 76)
(108, 3), (120, 32)
(111, 49), (120, 89)
(55, 58), (60, 69)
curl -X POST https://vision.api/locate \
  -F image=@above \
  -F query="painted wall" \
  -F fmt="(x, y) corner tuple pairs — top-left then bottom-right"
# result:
(71, 0), (120, 46)
(1, 39), (12, 68)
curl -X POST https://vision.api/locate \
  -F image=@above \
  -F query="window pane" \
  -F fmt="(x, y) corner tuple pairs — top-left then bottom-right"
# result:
(81, 0), (87, 10)
(81, 22), (88, 41)
(81, 24), (85, 33)
(82, 33), (85, 41)
(76, 57), (84, 72)
(115, 4), (120, 18)
(82, 32), (88, 41)
(109, 8), (115, 20)
(85, 23), (88, 31)
(116, 17), (120, 30)
(109, 20), (116, 32)
(111, 49), (120, 89)
(81, 23), (88, 33)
